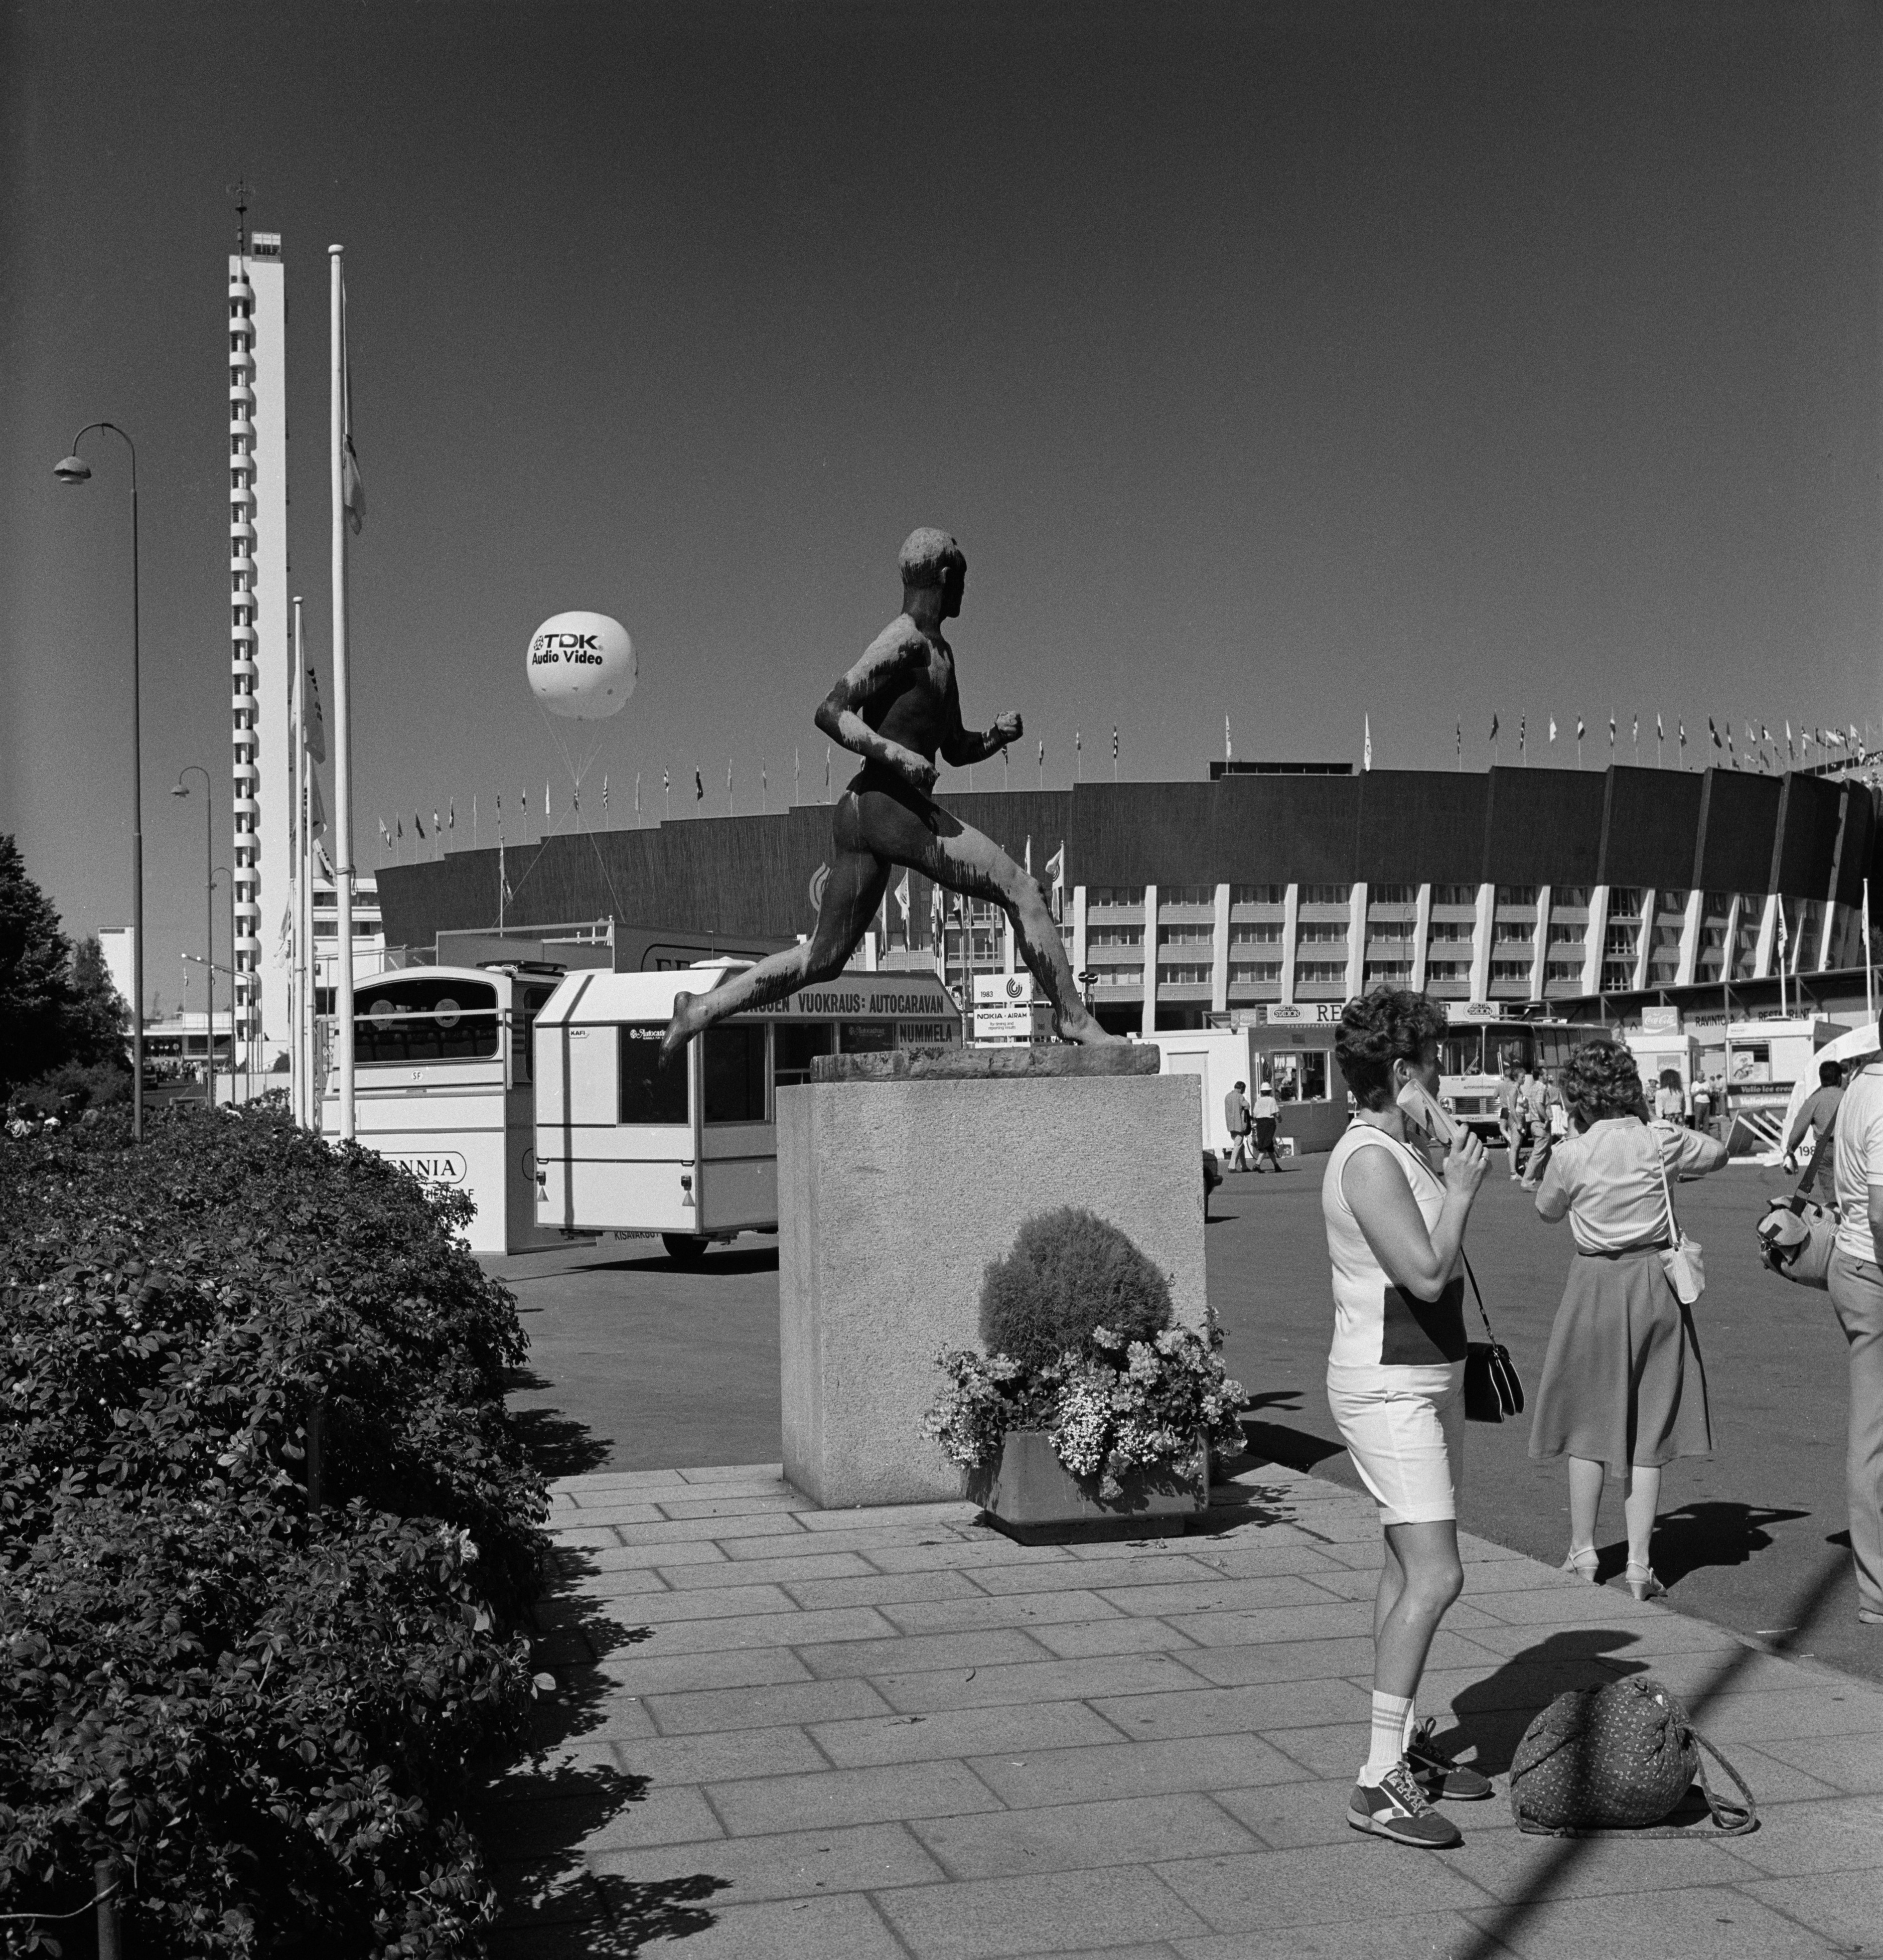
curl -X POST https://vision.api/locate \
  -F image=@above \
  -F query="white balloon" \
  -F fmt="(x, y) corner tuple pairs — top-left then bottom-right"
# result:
(526, 611), (635, 721)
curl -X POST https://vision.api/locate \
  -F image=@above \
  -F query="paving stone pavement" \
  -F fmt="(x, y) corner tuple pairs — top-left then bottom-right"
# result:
(480, 1460), (1883, 1959)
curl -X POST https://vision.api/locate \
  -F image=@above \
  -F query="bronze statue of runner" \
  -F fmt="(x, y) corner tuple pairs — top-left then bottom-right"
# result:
(662, 527), (1118, 1059)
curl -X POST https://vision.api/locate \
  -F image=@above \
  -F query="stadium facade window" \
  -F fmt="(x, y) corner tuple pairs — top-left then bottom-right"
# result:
(1230, 883), (1285, 905)
(1365, 961), (1412, 983)
(1157, 925), (1212, 945)
(1428, 922), (1470, 943)
(1157, 963), (1211, 985)
(1229, 962), (1281, 984)
(1427, 960), (1470, 981)
(1546, 961), (1583, 982)
(1300, 883), (1351, 905)
(1431, 884), (1477, 907)
(1491, 960), (1531, 982)
(1162, 883), (1214, 907)
(1369, 921), (1413, 942)
(1369, 884), (1416, 905)
(1088, 926), (1143, 947)
(1601, 961), (1635, 990)
(1658, 889), (1689, 913)
(1298, 924), (1347, 943)
(1603, 926), (1638, 955)
(1609, 888), (1644, 919)
(1496, 885), (1537, 907)
(1548, 924), (1580, 945)
(1087, 887), (1144, 909)
(1232, 925), (1281, 945)
(1296, 961), (1347, 982)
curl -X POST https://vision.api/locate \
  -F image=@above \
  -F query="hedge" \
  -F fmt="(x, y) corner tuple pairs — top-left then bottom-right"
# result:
(0, 1103), (550, 1956)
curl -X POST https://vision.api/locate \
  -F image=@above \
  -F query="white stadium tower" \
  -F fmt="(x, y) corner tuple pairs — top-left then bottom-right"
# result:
(228, 233), (290, 1071)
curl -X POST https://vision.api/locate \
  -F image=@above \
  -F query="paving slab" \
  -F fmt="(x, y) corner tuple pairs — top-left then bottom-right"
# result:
(485, 1459), (1883, 1959)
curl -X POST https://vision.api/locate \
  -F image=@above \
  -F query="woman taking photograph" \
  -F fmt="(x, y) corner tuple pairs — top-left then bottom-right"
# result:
(1324, 988), (1491, 1850)
(1530, 1041), (1727, 1597)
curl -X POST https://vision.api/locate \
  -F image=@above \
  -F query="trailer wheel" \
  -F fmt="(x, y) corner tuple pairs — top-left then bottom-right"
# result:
(662, 1233), (709, 1267)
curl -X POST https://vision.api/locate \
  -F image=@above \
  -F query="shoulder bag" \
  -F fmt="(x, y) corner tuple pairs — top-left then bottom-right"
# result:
(1461, 1251), (1525, 1423)
(1757, 1114), (1839, 1290)
(1654, 1130), (1705, 1306)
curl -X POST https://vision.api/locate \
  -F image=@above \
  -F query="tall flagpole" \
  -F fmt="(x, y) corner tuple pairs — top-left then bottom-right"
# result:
(330, 246), (357, 1140)
(292, 598), (307, 1126)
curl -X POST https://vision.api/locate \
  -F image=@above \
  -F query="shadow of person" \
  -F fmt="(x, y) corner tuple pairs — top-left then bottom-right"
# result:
(1632, 1501), (1809, 1587)
(1232, 1395), (1348, 1476)
(1444, 1627), (1648, 1778)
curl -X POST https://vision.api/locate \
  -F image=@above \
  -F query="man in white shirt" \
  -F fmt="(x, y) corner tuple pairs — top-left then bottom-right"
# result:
(1252, 1079), (1281, 1171)
(1828, 1047), (1883, 1627)
(1223, 1081), (1253, 1172)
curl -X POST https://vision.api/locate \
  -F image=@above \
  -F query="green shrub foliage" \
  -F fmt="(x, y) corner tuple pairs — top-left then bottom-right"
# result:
(0, 1103), (549, 1956)
(978, 1207), (1173, 1371)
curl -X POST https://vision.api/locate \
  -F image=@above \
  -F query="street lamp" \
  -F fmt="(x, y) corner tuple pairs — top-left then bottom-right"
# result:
(172, 768), (216, 1105)
(55, 422), (143, 1141)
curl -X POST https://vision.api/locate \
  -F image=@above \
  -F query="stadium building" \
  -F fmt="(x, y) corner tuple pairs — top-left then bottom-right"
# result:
(374, 759), (1883, 1033)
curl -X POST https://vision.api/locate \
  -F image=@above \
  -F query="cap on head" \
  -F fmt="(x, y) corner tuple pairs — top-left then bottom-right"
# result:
(899, 527), (965, 590)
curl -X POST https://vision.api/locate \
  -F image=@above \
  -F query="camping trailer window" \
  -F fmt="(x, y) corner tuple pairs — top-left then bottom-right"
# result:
(353, 977), (499, 1063)
(773, 1022), (836, 1088)
(703, 1024), (769, 1123)
(619, 1025), (689, 1124)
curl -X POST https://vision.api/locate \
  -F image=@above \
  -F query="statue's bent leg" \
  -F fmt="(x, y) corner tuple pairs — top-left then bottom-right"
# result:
(660, 834), (890, 1060)
(852, 788), (1121, 1046)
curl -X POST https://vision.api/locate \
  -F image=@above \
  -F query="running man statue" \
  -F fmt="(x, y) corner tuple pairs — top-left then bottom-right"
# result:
(661, 527), (1120, 1059)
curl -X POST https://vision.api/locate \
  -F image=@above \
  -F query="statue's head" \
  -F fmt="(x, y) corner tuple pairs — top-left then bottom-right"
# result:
(899, 528), (966, 615)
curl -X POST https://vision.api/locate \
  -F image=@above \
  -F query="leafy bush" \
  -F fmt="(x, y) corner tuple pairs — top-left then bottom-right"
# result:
(6, 1060), (131, 1121)
(978, 1207), (1172, 1371)
(0, 1103), (549, 1956)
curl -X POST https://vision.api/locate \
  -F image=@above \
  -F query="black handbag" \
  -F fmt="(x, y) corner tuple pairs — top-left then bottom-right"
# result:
(1462, 1252), (1525, 1424)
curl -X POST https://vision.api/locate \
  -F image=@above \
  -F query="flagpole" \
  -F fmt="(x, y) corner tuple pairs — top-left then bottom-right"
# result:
(329, 245), (357, 1142)
(293, 598), (309, 1127)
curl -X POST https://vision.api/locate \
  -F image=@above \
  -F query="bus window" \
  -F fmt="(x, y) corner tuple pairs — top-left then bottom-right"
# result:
(620, 1025), (688, 1124)
(704, 1024), (769, 1123)
(839, 1021), (897, 1054)
(355, 978), (499, 1063)
(774, 1022), (836, 1088)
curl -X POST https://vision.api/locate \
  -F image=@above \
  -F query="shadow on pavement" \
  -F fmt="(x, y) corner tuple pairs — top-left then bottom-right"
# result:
(1446, 1626), (1650, 1777)
(1234, 1393), (1348, 1475)
(480, 1552), (731, 1955)
(1637, 1500), (1810, 1587)
(506, 1368), (613, 1479)
(583, 1245), (781, 1277)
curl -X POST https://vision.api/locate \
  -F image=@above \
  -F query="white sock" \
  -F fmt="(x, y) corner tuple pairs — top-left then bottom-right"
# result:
(1359, 1690), (1415, 1785)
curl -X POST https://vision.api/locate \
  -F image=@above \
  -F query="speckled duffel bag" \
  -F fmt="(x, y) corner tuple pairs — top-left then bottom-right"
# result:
(1509, 1675), (1757, 1837)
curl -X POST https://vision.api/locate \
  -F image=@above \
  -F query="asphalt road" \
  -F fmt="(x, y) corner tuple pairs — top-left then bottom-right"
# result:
(490, 1151), (1880, 1686)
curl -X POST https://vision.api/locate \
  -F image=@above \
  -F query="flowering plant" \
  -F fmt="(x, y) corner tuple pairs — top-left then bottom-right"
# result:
(924, 1309), (1245, 1499)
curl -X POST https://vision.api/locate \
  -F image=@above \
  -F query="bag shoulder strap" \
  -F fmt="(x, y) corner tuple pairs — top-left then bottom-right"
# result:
(1651, 1125), (1682, 1244)
(1460, 1249), (1495, 1341)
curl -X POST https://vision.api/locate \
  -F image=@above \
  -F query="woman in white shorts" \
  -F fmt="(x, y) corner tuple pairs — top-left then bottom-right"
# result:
(1323, 987), (1490, 1849)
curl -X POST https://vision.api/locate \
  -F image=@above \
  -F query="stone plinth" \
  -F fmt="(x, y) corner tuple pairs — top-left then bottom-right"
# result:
(778, 1051), (1205, 1508)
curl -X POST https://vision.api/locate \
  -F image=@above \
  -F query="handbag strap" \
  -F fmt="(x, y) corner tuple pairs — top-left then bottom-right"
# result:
(1515, 1723), (1759, 1839)
(1460, 1249), (1497, 1342)
(1652, 1126), (1682, 1245)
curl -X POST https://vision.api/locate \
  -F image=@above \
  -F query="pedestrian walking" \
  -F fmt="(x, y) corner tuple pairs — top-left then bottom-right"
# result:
(1251, 1078), (1281, 1172)
(1495, 1061), (1524, 1180)
(1826, 1044), (1883, 1627)
(1529, 1040), (1728, 1600)
(1785, 1058), (1845, 1205)
(1654, 1069), (1687, 1127)
(1223, 1079), (1253, 1172)
(1322, 988), (1492, 1849)
(1516, 1062), (1549, 1187)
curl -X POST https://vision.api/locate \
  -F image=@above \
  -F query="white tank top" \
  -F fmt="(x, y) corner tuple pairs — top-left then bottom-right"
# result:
(1322, 1120), (1466, 1369)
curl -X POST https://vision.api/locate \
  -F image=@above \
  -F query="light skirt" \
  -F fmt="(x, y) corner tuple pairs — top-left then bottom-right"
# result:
(1326, 1361), (1465, 1527)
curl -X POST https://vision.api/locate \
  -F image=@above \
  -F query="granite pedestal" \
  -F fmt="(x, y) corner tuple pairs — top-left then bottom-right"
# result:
(777, 1045), (1206, 1509)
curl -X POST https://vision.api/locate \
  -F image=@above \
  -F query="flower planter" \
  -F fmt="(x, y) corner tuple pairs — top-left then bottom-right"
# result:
(967, 1429), (1208, 1544)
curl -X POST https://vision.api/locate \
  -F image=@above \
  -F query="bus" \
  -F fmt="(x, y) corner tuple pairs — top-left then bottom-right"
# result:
(1436, 1006), (1596, 1141)
(319, 962), (565, 1254)
(532, 963), (961, 1262)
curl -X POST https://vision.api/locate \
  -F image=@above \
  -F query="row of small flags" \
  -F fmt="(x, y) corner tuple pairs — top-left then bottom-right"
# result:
(1442, 714), (1871, 768)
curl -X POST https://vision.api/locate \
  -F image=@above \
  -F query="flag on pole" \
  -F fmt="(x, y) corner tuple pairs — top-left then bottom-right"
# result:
(1489, 712), (1499, 741)
(1518, 714), (1527, 762)
(1045, 841), (1066, 921)
(1548, 716), (1557, 744)
(894, 869), (911, 943)
(432, 808), (441, 840)
(694, 769), (704, 801)
(414, 811), (425, 840)
(396, 814), (403, 839)
(1363, 714), (1372, 771)
(601, 776), (609, 812)
(571, 786), (579, 815)
(1609, 715), (1616, 748)
(1678, 720), (1687, 753)
(545, 780), (551, 821)
(1225, 715), (1232, 762)
(448, 799), (455, 830)
(1709, 716), (1721, 750)
(378, 817), (389, 847)
(931, 879), (944, 945)
(338, 271), (367, 535)
(1455, 720), (1462, 767)
(1112, 727), (1119, 761)
(305, 666), (328, 762)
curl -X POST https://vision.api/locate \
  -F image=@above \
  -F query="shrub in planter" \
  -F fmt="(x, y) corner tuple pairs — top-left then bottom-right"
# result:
(0, 1103), (549, 1956)
(926, 1209), (1244, 1501)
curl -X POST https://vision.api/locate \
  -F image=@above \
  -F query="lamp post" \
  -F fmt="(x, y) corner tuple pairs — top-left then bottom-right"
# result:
(172, 767), (215, 1105)
(55, 423), (143, 1141)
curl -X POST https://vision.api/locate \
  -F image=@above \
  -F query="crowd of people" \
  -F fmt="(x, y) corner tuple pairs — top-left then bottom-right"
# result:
(1316, 985), (1876, 1851)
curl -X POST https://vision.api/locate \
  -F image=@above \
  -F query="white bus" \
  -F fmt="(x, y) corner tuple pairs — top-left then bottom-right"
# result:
(320, 963), (565, 1254)
(532, 963), (961, 1262)
(1436, 1006), (1595, 1140)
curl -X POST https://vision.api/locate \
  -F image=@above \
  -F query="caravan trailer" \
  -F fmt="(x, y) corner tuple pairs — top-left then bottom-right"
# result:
(532, 963), (959, 1261)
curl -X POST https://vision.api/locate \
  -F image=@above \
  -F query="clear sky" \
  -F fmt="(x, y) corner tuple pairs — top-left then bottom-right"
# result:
(3, 1), (1877, 1012)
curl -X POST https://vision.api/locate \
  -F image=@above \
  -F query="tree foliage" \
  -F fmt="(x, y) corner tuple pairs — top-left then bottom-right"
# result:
(0, 837), (129, 1099)
(978, 1207), (1173, 1371)
(0, 1104), (549, 1956)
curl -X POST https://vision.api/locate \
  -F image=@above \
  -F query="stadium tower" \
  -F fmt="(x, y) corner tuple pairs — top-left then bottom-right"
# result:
(227, 227), (290, 1071)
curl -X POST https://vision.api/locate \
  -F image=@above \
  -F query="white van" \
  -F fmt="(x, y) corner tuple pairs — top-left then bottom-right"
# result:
(320, 963), (565, 1254)
(532, 963), (960, 1262)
